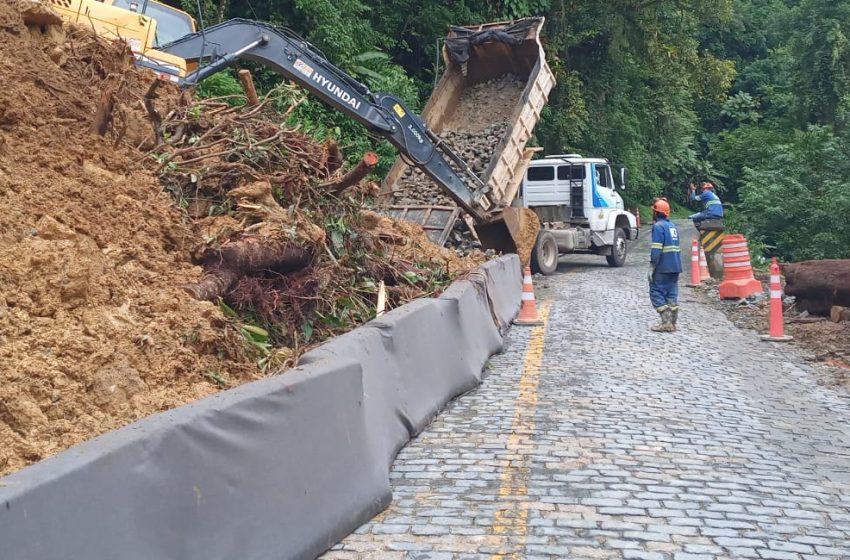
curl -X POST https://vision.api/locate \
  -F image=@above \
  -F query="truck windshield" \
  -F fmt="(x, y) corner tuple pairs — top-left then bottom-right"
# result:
(112, 0), (194, 46)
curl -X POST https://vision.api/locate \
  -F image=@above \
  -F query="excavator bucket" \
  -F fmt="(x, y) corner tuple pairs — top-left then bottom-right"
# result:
(474, 207), (539, 259)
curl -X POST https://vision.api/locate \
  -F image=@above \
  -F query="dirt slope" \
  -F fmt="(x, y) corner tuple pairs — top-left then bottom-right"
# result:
(0, 1), (258, 476)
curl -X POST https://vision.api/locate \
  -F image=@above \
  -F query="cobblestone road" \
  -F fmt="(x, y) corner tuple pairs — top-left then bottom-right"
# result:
(323, 228), (850, 560)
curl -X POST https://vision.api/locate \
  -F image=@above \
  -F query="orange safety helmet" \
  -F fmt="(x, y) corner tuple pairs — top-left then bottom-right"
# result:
(652, 198), (671, 217)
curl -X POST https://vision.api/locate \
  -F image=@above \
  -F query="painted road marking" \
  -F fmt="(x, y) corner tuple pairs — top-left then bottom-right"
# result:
(490, 301), (551, 560)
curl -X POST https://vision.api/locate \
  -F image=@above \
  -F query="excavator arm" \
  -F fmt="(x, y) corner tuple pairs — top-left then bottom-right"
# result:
(158, 19), (494, 222)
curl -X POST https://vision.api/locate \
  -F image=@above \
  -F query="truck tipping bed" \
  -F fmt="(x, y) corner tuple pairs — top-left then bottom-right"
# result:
(381, 17), (555, 241)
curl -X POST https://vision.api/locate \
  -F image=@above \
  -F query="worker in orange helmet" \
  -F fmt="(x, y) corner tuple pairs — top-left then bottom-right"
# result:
(648, 198), (681, 332)
(651, 197), (668, 225)
(689, 181), (723, 227)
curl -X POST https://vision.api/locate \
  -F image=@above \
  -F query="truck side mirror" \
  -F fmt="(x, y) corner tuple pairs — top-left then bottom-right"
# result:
(617, 166), (627, 190)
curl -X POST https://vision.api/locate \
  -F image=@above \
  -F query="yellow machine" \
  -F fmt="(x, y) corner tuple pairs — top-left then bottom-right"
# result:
(44, 0), (194, 81)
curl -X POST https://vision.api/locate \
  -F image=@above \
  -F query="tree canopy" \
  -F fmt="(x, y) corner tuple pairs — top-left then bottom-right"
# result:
(168, 0), (850, 261)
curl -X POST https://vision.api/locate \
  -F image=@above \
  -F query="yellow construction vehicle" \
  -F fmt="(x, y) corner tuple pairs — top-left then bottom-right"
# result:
(44, 0), (194, 82)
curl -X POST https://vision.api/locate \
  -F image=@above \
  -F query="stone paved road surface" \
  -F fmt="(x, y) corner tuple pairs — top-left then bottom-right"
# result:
(323, 227), (850, 560)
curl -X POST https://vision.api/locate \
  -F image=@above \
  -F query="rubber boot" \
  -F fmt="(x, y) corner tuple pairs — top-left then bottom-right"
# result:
(670, 306), (679, 332)
(651, 309), (674, 332)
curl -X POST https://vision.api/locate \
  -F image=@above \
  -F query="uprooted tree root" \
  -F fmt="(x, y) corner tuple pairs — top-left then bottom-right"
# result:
(145, 91), (485, 358)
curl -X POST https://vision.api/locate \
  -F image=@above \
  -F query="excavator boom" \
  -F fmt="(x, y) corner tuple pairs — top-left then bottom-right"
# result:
(159, 20), (494, 223)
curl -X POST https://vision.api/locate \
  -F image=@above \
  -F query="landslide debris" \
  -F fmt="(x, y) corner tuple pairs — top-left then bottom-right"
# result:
(0, 1), (257, 476)
(0, 2), (482, 476)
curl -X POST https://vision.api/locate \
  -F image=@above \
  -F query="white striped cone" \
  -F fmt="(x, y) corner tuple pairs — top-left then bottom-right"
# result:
(514, 266), (543, 326)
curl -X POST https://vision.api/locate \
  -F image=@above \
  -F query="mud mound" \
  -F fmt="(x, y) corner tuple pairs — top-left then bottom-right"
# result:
(0, 2), (484, 478)
(149, 95), (485, 351)
(0, 3), (256, 476)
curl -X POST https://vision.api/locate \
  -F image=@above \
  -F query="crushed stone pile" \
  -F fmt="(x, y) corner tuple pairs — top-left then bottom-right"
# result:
(382, 74), (526, 255)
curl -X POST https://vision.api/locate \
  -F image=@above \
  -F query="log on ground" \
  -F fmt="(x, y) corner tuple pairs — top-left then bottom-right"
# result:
(781, 259), (850, 316)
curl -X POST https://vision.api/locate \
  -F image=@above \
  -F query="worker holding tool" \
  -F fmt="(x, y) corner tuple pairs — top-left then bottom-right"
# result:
(689, 181), (723, 227)
(649, 199), (681, 332)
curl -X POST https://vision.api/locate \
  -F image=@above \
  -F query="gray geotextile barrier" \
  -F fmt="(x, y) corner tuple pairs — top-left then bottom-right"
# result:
(0, 255), (521, 560)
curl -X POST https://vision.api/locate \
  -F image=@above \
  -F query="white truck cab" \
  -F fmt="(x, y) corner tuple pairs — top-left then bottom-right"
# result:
(515, 154), (639, 274)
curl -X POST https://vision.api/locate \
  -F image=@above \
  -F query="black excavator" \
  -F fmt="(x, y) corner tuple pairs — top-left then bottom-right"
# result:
(156, 19), (533, 254)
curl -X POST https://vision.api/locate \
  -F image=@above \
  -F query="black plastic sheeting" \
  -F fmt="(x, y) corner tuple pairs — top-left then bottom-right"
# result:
(445, 17), (542, 65)
(0, 256), (522, 560)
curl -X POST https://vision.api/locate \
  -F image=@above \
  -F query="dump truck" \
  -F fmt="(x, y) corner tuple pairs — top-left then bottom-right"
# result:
(381, 18), (555, 254)
(518, 154), (639, 274)
(380, 22), (640, 274)
(40, 0), (545, 258)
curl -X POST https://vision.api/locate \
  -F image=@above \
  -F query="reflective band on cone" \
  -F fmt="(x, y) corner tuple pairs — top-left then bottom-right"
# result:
(514, 266), (544, 326)
(718, 234), (763, 299)
(687, 239), (701, 287)
(761, 257), (792, 342)
(699, 246), (710, 281)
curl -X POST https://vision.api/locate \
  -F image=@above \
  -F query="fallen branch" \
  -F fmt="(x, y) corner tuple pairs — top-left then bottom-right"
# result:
(319, 152), (378, 193)
(182, 268), (239, 301)
(238, 70), (260, 106)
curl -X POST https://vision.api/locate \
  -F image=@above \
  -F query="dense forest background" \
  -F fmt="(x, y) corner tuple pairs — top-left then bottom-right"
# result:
(168, 0), (850, 261)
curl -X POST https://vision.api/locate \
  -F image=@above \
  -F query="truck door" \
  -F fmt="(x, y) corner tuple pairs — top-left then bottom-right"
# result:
(591, 164), (617, 208)
(558, 164), (585, 218)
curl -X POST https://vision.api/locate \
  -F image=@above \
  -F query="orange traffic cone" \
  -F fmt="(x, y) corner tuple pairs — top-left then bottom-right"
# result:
(761, 257), (792, 342)
(699, 245), (710, 282)
(514, 266), (544, 326)
(686, 239), (701, 287)
(718, 235), (763, 299)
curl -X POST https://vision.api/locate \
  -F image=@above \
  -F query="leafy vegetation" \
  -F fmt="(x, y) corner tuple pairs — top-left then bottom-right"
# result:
(167, 0), (850, 261)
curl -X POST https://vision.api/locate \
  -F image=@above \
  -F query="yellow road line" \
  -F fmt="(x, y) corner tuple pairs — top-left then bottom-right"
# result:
(490, 301), (551, 559)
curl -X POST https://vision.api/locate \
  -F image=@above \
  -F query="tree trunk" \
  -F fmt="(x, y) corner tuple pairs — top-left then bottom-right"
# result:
(831, 306), (850, 323)
(782, 260), (850, 316)
(184, 237), (313, 301)
(213, 236), (312, 273)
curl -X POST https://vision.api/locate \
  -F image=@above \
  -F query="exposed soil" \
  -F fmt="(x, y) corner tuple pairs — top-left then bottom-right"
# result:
(0, 2), (260, 476)
(691, 277), (850, 390)
(0, 2), (484, 476)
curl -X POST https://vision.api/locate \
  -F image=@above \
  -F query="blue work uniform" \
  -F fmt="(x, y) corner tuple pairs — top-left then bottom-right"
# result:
(689, 190), (724, 223)
(649, 217), (681, 311)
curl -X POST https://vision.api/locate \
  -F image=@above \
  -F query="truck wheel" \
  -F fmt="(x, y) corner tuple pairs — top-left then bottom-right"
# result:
(606, 228), (628, 267)
(530, 230), (558, 275)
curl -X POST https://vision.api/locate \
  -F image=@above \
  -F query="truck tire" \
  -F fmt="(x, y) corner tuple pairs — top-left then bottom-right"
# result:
(531, 230), (559, 275)
(606, 228), (628, 267)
